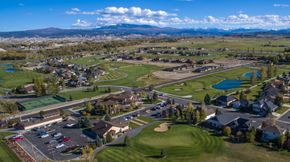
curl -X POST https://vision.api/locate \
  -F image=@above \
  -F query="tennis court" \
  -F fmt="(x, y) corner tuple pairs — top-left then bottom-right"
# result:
(17, 96), (66, 111)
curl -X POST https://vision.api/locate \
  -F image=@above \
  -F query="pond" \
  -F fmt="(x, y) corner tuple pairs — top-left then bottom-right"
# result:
(243, 71), (261, 79)
(5, 68), (16, 73)
(212, 80), (243, 90)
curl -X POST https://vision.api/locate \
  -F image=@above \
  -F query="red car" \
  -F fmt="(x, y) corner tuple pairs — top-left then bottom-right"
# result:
(13, 137), (24, 141)
(63, 137), (71, 142)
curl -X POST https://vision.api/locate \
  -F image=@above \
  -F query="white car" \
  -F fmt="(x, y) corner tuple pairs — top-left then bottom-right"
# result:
(66, 123), (74, 127)
(41, 134), (49, 138)
(13, 134), (23, 139)
(55, 143), (65, 149)
(53, 133), (62, 137)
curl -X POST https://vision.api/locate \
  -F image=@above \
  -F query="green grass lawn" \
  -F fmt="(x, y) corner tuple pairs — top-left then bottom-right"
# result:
(99, 70), (126, 81)
(59, 88), (115, 100)
(98, 64), (161, 87)
(244, 84), (263, 100)
(158, 65), (290, 102)
(96, 123), (290, 162)
(129, 122), (141, 129)
(276, 106), (289, 114)
(0, 132), (21, 162)
(138, 116), (155, 123)
(0, 68), (45, 89)
(158, 66), (253, 101)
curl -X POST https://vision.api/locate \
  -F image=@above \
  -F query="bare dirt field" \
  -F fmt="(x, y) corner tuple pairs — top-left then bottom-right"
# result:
(121, 59), (182, 67)
(153, 71), (198, 80)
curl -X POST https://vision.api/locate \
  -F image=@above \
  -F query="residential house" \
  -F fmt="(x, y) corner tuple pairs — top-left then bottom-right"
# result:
(252, 99), (278, 115)
(261, 125), (285, 142)
(207, 113), (261, 133)
(84, 120), (129, 139)
(207, 113), (240, 129)
(194, 66), (218, 73)
(215, 95), (237, 107)
(94, 91), (139, 115)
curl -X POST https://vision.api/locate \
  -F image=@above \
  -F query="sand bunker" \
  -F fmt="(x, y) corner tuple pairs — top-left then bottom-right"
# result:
(154, 123), (170, 132)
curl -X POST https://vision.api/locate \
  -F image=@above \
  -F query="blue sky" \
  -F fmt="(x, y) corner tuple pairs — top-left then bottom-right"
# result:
(1, 0), (290, 31)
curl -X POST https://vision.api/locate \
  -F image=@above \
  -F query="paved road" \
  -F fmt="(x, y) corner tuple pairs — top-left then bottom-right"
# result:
(60, 85), (132, 93)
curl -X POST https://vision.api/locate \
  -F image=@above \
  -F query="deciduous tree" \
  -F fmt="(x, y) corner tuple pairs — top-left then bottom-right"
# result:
(223, 126), (231, 136)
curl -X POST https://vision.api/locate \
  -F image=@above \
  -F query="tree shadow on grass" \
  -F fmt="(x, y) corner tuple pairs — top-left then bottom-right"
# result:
(106, 143), (126, 147)
(146, 155), (164, 159)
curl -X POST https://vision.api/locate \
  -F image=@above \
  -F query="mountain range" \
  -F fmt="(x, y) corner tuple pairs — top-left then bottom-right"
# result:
(0, 24), (290, 38)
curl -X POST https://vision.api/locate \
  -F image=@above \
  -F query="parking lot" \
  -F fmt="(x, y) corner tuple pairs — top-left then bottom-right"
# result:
(21, 120), (94, 161)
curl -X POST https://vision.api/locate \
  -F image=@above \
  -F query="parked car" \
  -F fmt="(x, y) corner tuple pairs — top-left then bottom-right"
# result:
(53, 132), (62, 137)
(12, 134), (23, 139)
(63, 137), (71, 142)
(40, 134), (49, 138)
(132, 114), (140, 118)
(46, 139), (57, 144)
(55, 143), (65, 149)
(13, 137), (24, 141)
(145, 110), (151, 113)
(65, 123), (75, 128)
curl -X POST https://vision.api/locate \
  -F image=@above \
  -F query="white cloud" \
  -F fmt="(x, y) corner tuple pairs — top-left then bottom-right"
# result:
(66, 6), (290, 29)
(72, 19), (92, 28)
(273, 4), (289, 8)
(198, 14), (290, 29)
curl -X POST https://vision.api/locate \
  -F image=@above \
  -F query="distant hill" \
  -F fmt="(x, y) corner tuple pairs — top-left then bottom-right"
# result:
(0, 24), (289, 38)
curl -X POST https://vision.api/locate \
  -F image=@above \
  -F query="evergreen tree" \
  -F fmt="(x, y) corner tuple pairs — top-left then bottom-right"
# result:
(204, 94), (211, 105)
(175, 105), (183, 119)
(215, 108), (222, 115)
(104, 114), (111, 121)
(172, 99), (175, 105)
(152, 92), (158, 101)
